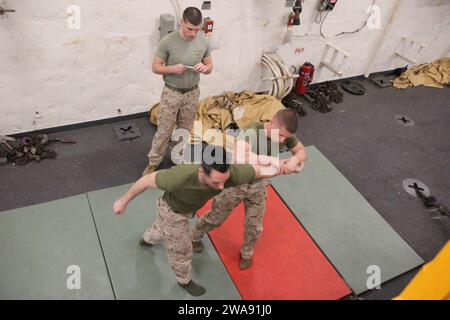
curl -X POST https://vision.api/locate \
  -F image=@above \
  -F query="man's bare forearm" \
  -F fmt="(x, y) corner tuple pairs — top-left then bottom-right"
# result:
(204, 62), (213, 74)
(202, 56), (214, 74)
(120, 172), (158, 205)
(291, 144), (307, 164)
(152, 63), (171, 75)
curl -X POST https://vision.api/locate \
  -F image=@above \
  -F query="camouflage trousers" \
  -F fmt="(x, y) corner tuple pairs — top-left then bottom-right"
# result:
(143, 196), (194, 285)
(147, 85), (200, 167)
(192, 179), (269, 259)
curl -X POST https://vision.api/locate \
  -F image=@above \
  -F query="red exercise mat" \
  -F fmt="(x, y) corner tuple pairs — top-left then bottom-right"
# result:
(197, 186), (352, 300)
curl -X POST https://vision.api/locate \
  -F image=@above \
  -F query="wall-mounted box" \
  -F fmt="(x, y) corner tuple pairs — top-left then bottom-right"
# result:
(160, 14), (175, 40)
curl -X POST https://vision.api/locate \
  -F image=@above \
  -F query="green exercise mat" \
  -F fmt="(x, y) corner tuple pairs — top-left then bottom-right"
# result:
(87, 184), (241, 300)
(0, 195), (114, 299)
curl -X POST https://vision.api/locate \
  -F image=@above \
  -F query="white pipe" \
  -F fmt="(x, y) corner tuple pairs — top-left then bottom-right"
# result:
(262, 54), (283, 98)
(269, 52), (294, 99)
(262, 52), (295, 99)
(262, 75), (300, 81)
(267, 53), (286, 97)
(262, 57), (280, 98)
(269, 55), (285, 98)
(261, 59), (276, 96)
(260, 51), (297, 99)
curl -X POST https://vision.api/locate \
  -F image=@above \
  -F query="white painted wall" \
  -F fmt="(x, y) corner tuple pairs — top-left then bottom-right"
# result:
(1, 0), (449, 135)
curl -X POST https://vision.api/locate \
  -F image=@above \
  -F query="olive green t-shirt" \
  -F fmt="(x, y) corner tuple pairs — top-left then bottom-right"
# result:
(156, 31), (211, 89)
(238, 122), (299, 156)
(155, 164), (256, 213)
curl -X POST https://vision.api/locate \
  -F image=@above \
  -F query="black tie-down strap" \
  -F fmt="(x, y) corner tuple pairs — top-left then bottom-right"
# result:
(410, 183), (449, 218)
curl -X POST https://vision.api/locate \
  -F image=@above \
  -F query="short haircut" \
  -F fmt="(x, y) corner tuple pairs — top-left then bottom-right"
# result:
(274, 109), (299, 134)
(183, 7), (203, 26)
(200, 142), (231, 175)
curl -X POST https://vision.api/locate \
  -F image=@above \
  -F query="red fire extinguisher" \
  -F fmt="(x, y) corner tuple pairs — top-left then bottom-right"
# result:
(296, 62), (315, 95)
(204, 18), (214, 34)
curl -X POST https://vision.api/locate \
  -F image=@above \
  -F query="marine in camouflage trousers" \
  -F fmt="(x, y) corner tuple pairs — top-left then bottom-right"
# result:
(143, 196), (194, 285)
(147, 85), (200, 167)
(192, 178), (269, 259)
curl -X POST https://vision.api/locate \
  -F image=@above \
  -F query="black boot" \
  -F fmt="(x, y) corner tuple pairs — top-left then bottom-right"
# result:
(192, 240), (204, 253)
(139, 239), (153, 248)
(179, 280), (206, 296)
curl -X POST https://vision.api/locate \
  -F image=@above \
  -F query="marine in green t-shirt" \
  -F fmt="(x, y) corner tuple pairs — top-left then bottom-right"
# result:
(236, 109), (307, 171)
(113, 143), (285, 297)
(191, 109), (308, 271)
(142, 7), (214, 177)
(155, 164), (256, 213)
(156, 31), (211, 89)
(239, 122), (300, 156)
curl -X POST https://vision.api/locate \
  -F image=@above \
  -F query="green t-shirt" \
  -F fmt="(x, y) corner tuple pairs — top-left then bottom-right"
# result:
(155, 164), (256, 213)
(156, 31), (211, 89)
(238, 122), (299, 156)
